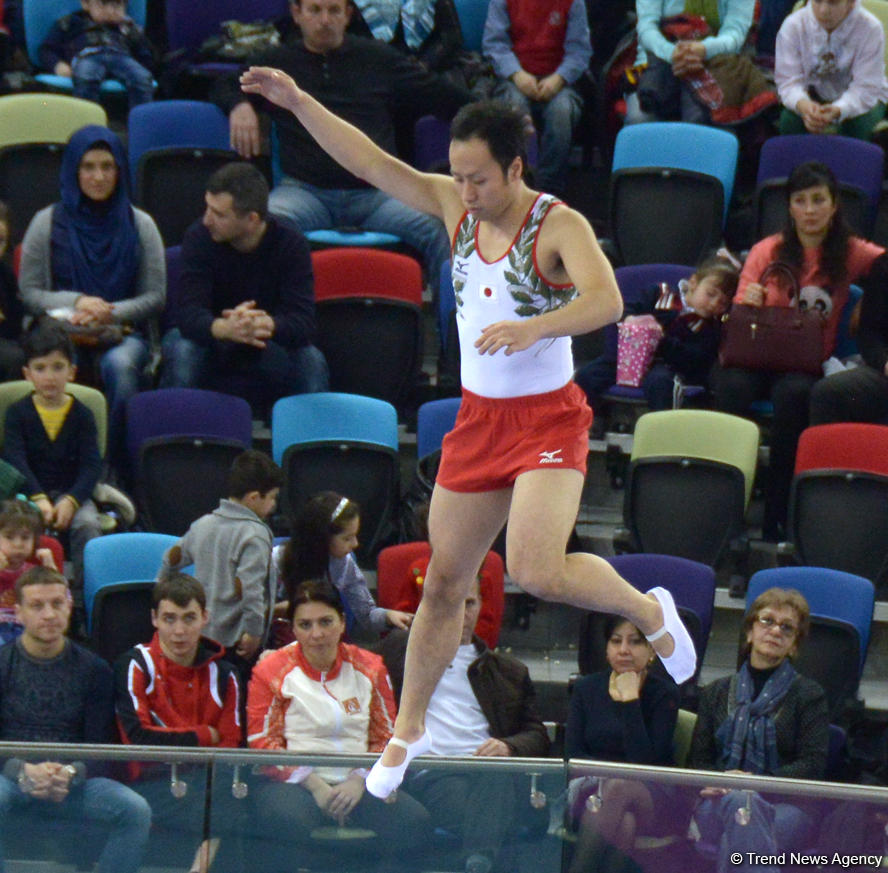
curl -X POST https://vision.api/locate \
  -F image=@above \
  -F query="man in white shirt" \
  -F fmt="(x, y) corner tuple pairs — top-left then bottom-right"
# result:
(380, 576), (549, 873)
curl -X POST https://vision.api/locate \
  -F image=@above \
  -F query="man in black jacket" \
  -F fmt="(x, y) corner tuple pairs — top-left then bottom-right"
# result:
(215, 0), (473, 285)
(380, 575), (549, 873)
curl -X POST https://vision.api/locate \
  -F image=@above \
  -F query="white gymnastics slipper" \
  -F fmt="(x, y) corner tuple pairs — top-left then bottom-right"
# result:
(365, 732), (431, 799)
(645, 587), (697, 684)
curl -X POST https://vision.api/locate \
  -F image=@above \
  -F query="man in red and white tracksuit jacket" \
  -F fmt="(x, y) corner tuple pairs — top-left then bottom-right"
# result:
(114, 572), (243, 871)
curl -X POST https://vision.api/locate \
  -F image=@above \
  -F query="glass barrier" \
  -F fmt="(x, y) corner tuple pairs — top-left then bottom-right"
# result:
(563, 758), (888, 873)
(0, 742), (208, 873)
(1, 742), (887, 873)
(210, 752), (566, 873)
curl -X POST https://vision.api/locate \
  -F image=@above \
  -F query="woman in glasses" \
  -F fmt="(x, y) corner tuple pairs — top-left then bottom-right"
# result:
(687, 587), (828, 873)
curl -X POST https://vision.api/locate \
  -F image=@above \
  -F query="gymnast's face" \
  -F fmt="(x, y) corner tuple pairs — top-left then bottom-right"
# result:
(449, 137), (522, 223)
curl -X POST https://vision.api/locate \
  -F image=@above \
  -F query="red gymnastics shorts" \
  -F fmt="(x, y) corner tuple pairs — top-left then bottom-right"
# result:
(435, 382), (593, 493)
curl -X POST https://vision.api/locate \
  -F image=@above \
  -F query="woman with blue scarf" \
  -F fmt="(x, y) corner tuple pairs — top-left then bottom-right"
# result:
(18, 124), (164, 472)
(688, 588), (828, 873)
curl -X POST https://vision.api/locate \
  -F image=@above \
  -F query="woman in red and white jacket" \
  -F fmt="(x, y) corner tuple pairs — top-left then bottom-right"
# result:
(247, 579), (430, 872)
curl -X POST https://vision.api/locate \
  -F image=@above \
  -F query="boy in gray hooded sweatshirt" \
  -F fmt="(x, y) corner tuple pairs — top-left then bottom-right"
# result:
(158, 450), (282, 677)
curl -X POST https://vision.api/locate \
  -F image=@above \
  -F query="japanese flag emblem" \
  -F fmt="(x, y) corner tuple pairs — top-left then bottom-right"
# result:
(479, 284), (498, 302)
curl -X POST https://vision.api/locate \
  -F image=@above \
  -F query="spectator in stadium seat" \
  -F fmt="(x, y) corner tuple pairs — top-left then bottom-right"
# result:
(115, 572), (243, 873)
(215, 0), (472, 285)
(18, 124), (164, 472)
(160, 161), (328, 406)
(0, 566), (150, 873)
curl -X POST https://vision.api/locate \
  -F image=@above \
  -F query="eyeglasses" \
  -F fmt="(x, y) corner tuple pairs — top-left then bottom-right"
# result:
(755, 615), (798, 637)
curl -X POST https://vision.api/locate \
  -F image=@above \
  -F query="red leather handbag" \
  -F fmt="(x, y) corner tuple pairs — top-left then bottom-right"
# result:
(718, 262), (824, 376)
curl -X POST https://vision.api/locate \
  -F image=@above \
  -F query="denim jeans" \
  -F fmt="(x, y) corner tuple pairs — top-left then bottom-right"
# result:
(71, 47), (153, 109)
(0, 774), (151, 873)
(98, 333), (151, 469)
(70, 498), (102, 582)
(159, 328), (329, 403)
(268, 177), (450, 283)
(492, 79), (584, 195)
(695, 791), (815, 873)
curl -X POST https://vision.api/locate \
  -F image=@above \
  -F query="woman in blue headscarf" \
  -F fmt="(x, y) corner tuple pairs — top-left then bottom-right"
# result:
(687, 587), (828, 873)
(19, 124), (164, 470)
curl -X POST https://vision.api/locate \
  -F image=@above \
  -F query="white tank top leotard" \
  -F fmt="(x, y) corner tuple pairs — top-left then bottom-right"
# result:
(451, 193), (577, 399)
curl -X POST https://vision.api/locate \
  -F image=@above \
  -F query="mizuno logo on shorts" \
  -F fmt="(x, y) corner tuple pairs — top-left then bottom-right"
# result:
(539, 449), (563, 464)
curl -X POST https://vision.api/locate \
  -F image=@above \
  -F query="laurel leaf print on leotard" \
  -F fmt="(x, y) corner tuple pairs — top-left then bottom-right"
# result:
(451, 194), (576, 319)
(452, 216), (476, 312)
(506, 195), (576, 317)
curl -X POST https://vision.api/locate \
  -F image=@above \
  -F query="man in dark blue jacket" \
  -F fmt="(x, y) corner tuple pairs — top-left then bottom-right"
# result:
(160, 161), (328, 405)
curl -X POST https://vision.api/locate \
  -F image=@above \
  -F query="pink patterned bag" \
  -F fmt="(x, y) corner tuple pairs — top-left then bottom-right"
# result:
(616, 316), (663, 387)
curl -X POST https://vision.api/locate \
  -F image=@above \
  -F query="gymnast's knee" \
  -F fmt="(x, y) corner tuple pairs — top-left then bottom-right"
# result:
(420, 564), (479, 611)
(507, 555), (566, 600)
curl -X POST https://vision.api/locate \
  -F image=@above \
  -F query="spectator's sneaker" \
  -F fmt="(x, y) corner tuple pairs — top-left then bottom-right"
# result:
(93, 482), (136, 525)
(97, 513), (118, 534)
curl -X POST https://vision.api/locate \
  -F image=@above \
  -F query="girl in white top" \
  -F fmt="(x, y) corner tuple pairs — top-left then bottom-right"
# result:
(775, 0), (888, 138)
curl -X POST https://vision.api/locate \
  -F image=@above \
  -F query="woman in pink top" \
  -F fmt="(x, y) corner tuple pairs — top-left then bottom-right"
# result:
(711, 160), (883, 540)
